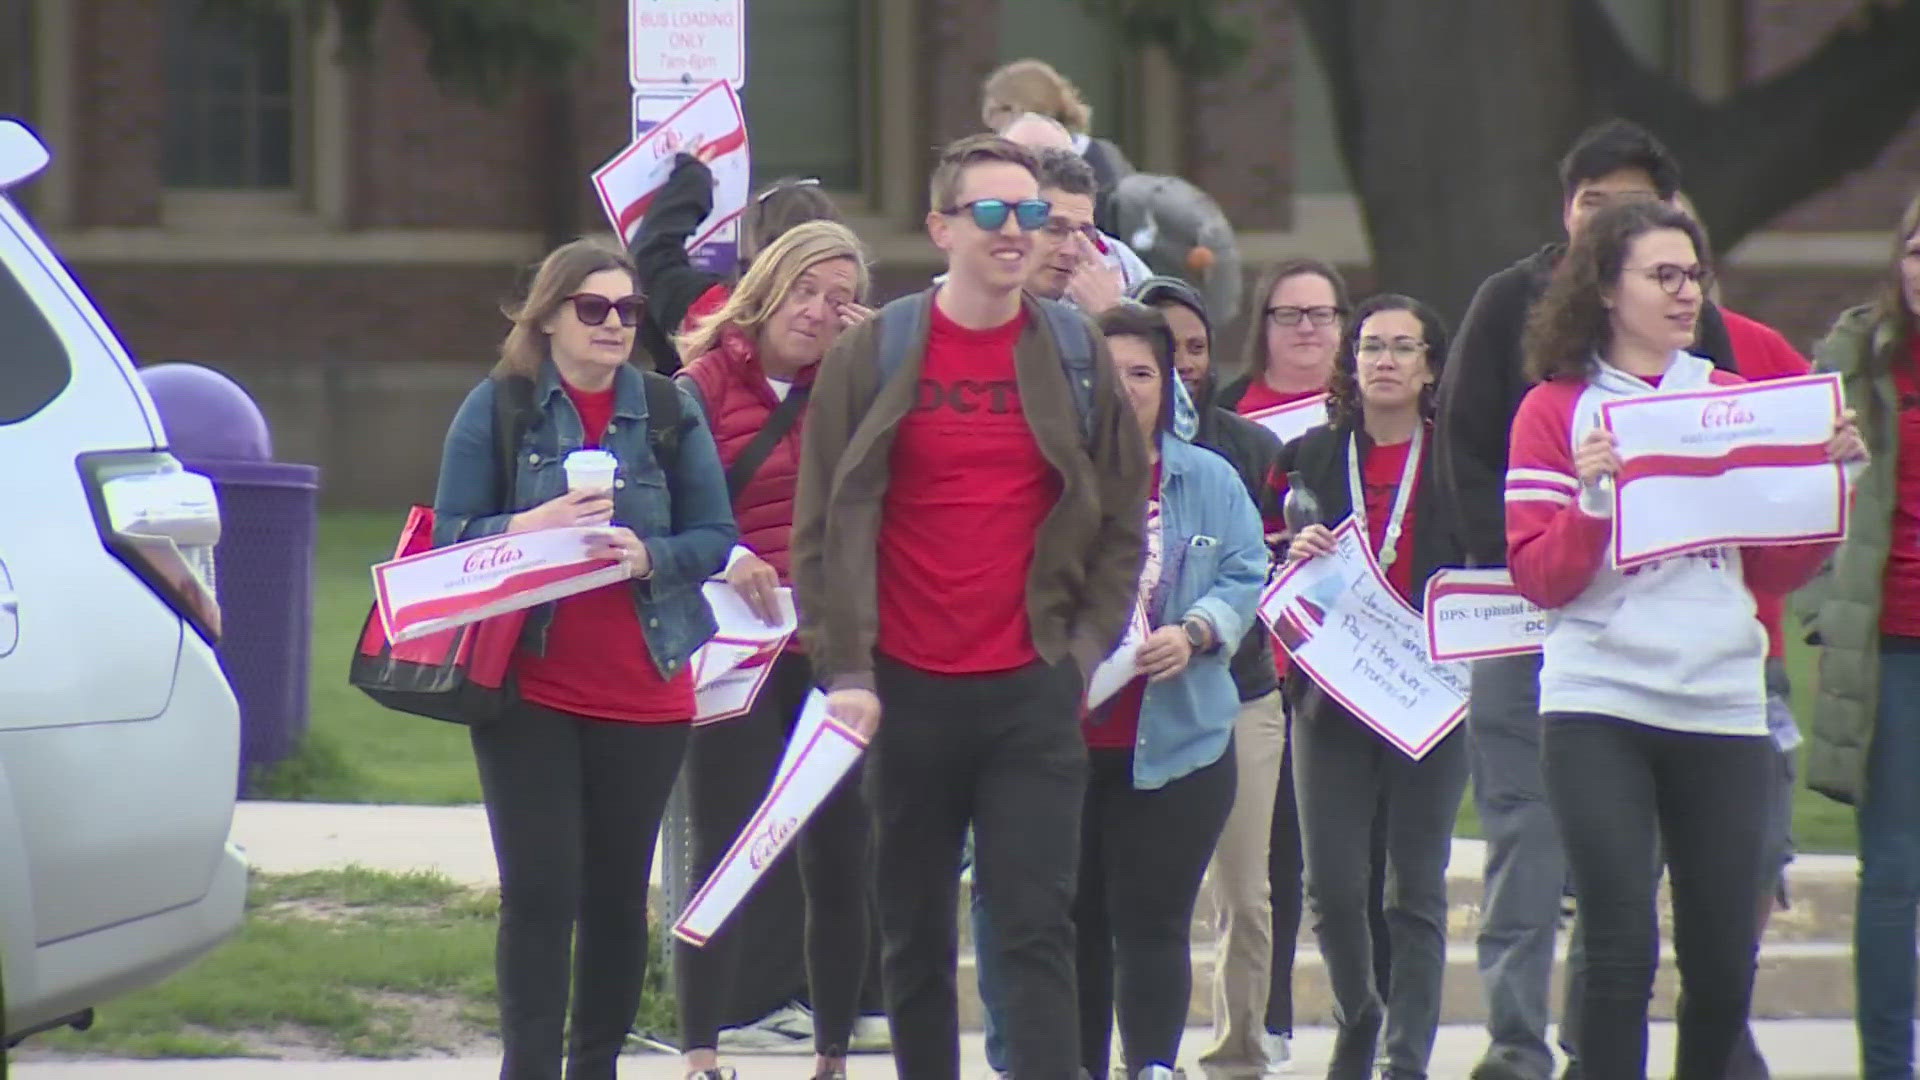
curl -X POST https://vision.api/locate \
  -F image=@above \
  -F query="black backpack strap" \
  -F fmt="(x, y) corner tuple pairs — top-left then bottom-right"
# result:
(640, 370), (683, 464)
(1035, 298), (1097, 442)
(724, 384), (811, 500)
(491, 374), (536, 510)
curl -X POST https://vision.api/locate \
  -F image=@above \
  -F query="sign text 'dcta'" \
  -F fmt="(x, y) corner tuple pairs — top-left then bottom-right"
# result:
(630, 0), (745, 89)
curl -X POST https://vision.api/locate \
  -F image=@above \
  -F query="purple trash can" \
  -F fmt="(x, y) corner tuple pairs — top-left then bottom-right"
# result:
(141, 363), (320, 795)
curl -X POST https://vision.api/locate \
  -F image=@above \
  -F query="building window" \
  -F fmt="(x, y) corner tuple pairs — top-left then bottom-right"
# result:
(997, 0), (1127, 148)
(163, 0), (297, 189)
(743, 0), (862, 189)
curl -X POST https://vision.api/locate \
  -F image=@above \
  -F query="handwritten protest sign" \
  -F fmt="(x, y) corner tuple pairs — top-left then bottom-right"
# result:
(1260, 519), (1469, 759)
(674, 692), (868, 945)
(1423, 568), (1546, 663)
(1601, 373), (1848, 568)
(1244, 393), (1328, 445)
(592, 80), (749, 249)
(372, 527), (627, 644)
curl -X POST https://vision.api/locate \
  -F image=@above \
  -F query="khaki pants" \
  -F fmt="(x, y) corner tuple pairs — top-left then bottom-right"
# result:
(1197, 691), (1289, 1078)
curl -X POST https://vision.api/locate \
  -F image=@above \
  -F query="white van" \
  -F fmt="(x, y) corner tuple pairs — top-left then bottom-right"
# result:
(0, 119), (248, 1045)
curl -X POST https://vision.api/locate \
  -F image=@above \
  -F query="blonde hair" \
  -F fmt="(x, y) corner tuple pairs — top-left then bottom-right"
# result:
(982, 59), (1093, 135)
(495, 237), (635, 379)
(677, 221), (870, 361)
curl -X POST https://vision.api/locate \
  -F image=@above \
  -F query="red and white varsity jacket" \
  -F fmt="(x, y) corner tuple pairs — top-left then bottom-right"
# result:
(1503, 353), (1833, 735)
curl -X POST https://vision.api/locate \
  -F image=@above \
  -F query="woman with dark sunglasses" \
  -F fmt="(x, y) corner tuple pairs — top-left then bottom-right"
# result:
(670, 220), (874, 1080)
(629, 146), (868, 374)
(1278, 294), (1468, 1080)
(432, 237), (737, 1080)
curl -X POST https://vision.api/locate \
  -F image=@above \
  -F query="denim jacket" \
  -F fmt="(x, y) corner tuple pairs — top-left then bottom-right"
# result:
(1127, 434), (1268, 790)
(431, 360), (737, 679)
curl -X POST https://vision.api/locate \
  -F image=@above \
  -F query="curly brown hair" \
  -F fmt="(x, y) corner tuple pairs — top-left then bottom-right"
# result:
(1523, 200), (1711, 383)
(1326, 294), (1450, 430)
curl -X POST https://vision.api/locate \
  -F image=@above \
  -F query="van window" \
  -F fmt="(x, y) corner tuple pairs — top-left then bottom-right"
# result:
(0, 234), (72, 423)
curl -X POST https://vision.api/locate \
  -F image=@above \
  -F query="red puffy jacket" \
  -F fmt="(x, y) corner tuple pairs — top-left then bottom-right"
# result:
(679, 326), (812, 582)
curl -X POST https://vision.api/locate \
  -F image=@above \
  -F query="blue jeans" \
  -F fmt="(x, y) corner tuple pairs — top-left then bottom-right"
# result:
(1858, 645), (1920, 1079)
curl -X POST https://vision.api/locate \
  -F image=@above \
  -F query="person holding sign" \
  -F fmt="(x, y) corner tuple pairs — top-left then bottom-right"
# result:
(1794, 189), (1920, 1080)
(1071, 304), (1265, 1080)
(1505, 200), (1863, 1080)
(1278, 294), (1468, 1080)
(671, 221), (874, 1080)
(791, 135), (1150, 1080)
(630, 148), (857, 373)
(432, 239), (736, 1080)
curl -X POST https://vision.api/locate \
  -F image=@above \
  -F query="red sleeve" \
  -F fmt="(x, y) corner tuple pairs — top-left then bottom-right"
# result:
(1505, 383), (1613, 608)
(1722, 309), (1812, 383)
(677, 283), (732, 335)
(1743, 540), (1836, 598)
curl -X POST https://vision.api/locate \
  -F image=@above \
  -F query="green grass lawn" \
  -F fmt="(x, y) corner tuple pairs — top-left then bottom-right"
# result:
(254, 510), (481, 804)
(283, 511), (1859, 852)
(25, 867), (673, 1060)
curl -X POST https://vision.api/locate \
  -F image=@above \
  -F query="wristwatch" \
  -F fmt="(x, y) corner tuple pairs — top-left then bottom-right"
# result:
(1182, 615), (1216, 654)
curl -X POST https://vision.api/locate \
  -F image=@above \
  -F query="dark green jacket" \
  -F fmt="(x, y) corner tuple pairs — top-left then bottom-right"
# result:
(1794, 304), (1908, 805)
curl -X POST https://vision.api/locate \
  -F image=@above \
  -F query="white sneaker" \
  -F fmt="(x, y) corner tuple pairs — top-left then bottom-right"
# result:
(1262, 1031), (1293, 1075)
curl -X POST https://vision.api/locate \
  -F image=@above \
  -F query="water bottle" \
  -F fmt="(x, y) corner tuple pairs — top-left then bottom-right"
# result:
(1282, 472), (1321, 533)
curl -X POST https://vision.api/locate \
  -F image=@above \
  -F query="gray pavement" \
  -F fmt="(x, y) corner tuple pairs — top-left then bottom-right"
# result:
(12, 1019), (1863, 1078)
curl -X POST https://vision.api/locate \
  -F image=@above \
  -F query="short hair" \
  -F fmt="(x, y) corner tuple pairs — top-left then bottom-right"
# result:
(1033, 147), (1096, 199)
(1096, 302), (1178, 436)
(1559, 119), (1682, 202)
(740, 178), (840, 267)
(1524, 200), (1711, 382)
(929, 134), (1039, 213)
(981, 59), (1093, 134)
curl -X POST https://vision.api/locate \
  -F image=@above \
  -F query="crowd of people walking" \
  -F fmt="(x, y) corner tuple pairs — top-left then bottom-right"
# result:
(424, 54), (1920, 1080)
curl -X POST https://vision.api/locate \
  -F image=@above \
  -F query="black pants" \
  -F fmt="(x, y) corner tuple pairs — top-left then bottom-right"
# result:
(471, 701), (690, 1080)
(869, 656), (1087, 1080)
(674, 652), (871, 1054)
(1076, 741), (1238, 1078)
(1542, 713), (1772, 1080)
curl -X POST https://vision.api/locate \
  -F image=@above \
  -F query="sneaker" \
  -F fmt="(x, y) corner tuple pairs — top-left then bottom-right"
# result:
(1136, 1067), (1180, 1080)
(1468, 1052), (1533, 1080)
(848, 1013), (892, 1054)
(689, 1070), (738, 1080)
(717, 1003), (813, 1054)
(1262, 1031), (1293, 1075)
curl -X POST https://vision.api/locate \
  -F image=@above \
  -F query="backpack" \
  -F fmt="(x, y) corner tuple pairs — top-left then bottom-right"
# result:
(872, 291), (1096, 442)
(492, 370), (683, 496)
(1106, 172), (1243, 326)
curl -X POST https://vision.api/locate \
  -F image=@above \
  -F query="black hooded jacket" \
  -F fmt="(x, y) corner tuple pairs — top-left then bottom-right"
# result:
(1135, 276), (1281, 702)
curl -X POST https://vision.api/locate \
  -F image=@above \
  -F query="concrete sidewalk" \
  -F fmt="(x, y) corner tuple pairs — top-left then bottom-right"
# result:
(12, 1021), (1863, 1078)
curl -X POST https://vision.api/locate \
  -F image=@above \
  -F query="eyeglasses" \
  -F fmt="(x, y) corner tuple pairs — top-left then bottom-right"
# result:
(1628, 263), (1713, 297)
(1357, 338), (1429, 361)
(1040, 217), (1101, 243)
(942, 198), (1052, 233)
(1266, 305), (1344, 328)
(567, 293), (644, 328)
(755, 177), (821, 204)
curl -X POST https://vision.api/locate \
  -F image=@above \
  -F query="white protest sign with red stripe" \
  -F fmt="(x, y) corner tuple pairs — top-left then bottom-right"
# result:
(1244, 393), (1329, 444)
(592, 80), (749, 248)
(372, 527), (628, 644)
(1423, 568), (1546, 663)
(1600, 372), (1848, 568)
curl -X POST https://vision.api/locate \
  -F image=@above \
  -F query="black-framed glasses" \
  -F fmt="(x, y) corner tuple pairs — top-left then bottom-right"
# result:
(1040, 216), (1101, 243)
(567, 293), (644, 328)
(1356, 337), (1429, 361)
(1629, 263), (1713, 296)
(1266, 304), (1344, 328)
(942, 198), (1051, 233)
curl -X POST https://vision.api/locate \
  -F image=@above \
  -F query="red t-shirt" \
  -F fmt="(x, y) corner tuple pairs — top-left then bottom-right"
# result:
(1884, 340), (1920, 636)
(1086, 466), (1161, 750)
(876, 302), (1060, 673)
(1237, 381), (1323, 420)
(1361, 438), (1419, 604)
(514, 380), (696, 722)
(1722, 309), (1813, 657)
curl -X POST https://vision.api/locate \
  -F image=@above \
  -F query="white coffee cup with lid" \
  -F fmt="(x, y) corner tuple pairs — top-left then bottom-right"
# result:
(563, 449), (618, 494)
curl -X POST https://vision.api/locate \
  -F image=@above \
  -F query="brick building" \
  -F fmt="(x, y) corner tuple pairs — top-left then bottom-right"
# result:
(4, 0), (1916, 506)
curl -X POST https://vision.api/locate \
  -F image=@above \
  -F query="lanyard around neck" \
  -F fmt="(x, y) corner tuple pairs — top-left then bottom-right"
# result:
(1346, 425), (1422, 570)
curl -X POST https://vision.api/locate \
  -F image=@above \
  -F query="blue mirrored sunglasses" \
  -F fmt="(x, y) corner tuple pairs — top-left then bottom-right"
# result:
(943, 198), (1051, 232)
